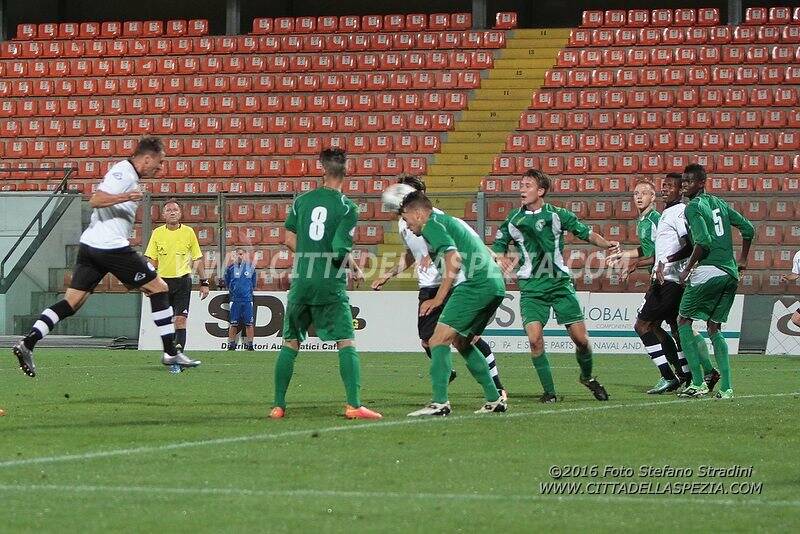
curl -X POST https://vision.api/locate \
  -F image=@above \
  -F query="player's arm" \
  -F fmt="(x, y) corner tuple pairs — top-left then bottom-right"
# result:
(419, 220), (458, 316)
(557, 207), (620, 253)
(491, 213), (517, 274)
(143, 232), (159, 269)
(678, 203), (711, 284)
(728, 205), (755, 272)
(372, 249), (414, 290)
(89, 189), (143, 208)
(332, 201), (363, 286)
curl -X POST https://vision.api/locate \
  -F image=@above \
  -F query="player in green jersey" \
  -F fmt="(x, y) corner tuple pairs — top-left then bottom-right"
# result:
(270, 149), (382, 420)
(671, 164), (754, 399)
(492, 169), (617, 402)
(400, 191), (507, 416)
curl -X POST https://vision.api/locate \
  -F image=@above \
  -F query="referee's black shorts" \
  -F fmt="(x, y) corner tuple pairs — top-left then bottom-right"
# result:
(165, 275), (193, 316)
(417, 286), (454, 342)
(70, 244), (157, 292)
(637, 280), (684, 325)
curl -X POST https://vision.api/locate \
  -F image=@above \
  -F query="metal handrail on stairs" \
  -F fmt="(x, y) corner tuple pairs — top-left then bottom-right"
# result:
(0, 167), (77, 292)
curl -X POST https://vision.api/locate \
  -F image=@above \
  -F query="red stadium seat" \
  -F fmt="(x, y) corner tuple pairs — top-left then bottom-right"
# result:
(769, 200), (795, 220)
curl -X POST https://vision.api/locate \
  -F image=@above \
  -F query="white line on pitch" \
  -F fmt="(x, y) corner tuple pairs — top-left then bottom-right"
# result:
(0, 483), (796, 509)
(0, 392), (795, 469)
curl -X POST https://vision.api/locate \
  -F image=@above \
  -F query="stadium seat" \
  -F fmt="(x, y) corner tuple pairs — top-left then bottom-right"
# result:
(769, 200), (795, 220)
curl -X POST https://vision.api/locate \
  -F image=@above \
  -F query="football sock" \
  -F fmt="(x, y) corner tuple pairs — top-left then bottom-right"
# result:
(532, 353), (556, 395)
(175, 328), (187, 350)
(475, 338), (504, 390)
(273, 345), (298, 408)
(337, 345), (361, 407)
(709, 332), (731, 390)
(150, 292), (177, 357)
(694, 333), (714, 374)
(457, 344), (500, 402)
(430, 345), (453, 404)
(227, 337), (237, 350)
(640, 331), (677, 381)
(245, 337), (254, 349)
(678, 324), (703, 387)
(23, 299), (74, 350)
(673, 335), (690, 377)
(659, 329), (682, 376)
(576, 346), (593, 381)
(423, 346), (432, 358)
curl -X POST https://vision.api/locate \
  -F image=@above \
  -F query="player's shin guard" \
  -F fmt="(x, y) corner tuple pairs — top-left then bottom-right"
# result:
(150, 292), (177, 357)
(694, 332), (714, 374)
(337, 345), (361, 408)
(458, 345), (500, 402)
(678, 324), (704, 387)
(430, 345), (453, 404)
(274, 345), (298, 408)
(23, 299), (74, 350)
(175, 328), (187, 349)
(474, 338), (504, 391)
(640, 331), (677, 381)
(575, 347), (593, 381)
(709, 332), (731, 391)
(532, 353), (556, 395)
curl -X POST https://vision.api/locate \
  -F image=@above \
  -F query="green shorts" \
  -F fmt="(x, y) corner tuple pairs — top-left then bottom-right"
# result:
(438, 285), (505, 338)
(519, 278), (584, 327)
(679, 272), (738, 324)
(282, 298), (355, 342)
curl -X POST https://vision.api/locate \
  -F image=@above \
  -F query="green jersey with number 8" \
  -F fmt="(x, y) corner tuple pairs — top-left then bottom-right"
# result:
(684, 192), (755, 280)
(284, 187), (358, 304)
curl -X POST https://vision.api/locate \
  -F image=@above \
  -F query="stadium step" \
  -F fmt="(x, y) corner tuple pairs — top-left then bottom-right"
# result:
(433, 153), (494, 165)
(498, 49), (563, 63)
(440, 142), (504, 155)
(447, 120), (517, 131)
(444, 131), (509, 143)
(480, 79), (546, 89)
(471, 89), (538, 100)
(486, 67), (548, 80)
(509, 28), (572, 40)
(467, 99), (531, 111)
(457, 110), (524, 122)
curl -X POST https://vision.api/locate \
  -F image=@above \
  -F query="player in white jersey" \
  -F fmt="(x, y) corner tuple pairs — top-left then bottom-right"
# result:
(12, 137), (199, 377)
(608, 174), (696, 393)
(371, 175), (506, 396)
(780, 250), (800, 329)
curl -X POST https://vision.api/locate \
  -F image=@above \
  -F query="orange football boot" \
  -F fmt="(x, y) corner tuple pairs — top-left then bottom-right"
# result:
(345, 405), (382, 419)
(269, 406), (285, 419)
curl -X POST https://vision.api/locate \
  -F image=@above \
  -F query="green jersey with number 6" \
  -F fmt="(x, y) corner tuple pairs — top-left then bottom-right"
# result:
(284, 187), (358, 304)
(684, 193), (755, 280)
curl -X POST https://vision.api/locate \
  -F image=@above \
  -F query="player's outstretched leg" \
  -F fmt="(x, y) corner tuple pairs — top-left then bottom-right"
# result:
(568, 323), (609, 401)
(408, 343), (453, 416)
(271, 344), (298, 418)
(13, 299), (76, 377)
(453, 338), (504, 414)
(338, 342), (382, 420)
(423, 344), (457, 383)
(474, 337), (505, 399)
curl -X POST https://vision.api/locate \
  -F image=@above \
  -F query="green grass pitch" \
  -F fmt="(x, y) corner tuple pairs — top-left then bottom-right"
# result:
(1, 349), (799, 532)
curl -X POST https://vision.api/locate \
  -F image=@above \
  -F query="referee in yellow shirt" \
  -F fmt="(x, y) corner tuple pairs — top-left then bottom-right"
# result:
(144, 199), (210, 351)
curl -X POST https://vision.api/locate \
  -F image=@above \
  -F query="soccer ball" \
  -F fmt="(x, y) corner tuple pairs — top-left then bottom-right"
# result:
(381, 183), (416, 212)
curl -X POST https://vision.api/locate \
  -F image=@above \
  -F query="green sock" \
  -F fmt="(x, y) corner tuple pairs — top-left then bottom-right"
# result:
(430, 345), (453, 404)
(709, 332), (731, 391)
(679, 325), (704, 387)
(576, 346), (593, 380)
(273, 345), (298, 408)
(458, 345), (500, 402)
(338, 345), (361, 407)
(532, 353), (556, 395)
(694, 333), (714, 374)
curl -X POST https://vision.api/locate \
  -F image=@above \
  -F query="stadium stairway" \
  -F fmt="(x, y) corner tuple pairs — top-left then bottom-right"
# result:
(425, 28), (570, 191)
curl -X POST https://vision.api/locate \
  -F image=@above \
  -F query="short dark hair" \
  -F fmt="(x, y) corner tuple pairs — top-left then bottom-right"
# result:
(133, 136), (164, 157)
(400, 190), (432, 212)
(396, 174), (426, 193)
(683, 163), (706, 182)
(665, 172), (683, 185)
(320, 148), (347, 178)
(523, 169), (551, 196)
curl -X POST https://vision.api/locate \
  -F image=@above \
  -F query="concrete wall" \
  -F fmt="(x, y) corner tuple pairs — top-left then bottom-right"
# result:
(0, 194), (81, 334)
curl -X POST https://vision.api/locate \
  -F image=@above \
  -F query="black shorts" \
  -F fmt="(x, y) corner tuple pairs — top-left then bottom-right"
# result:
(637, 280), (684, 325)
(70, 244), (157, 292)
(165, 275), (192, 316)
(417, 286), (453, 342)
